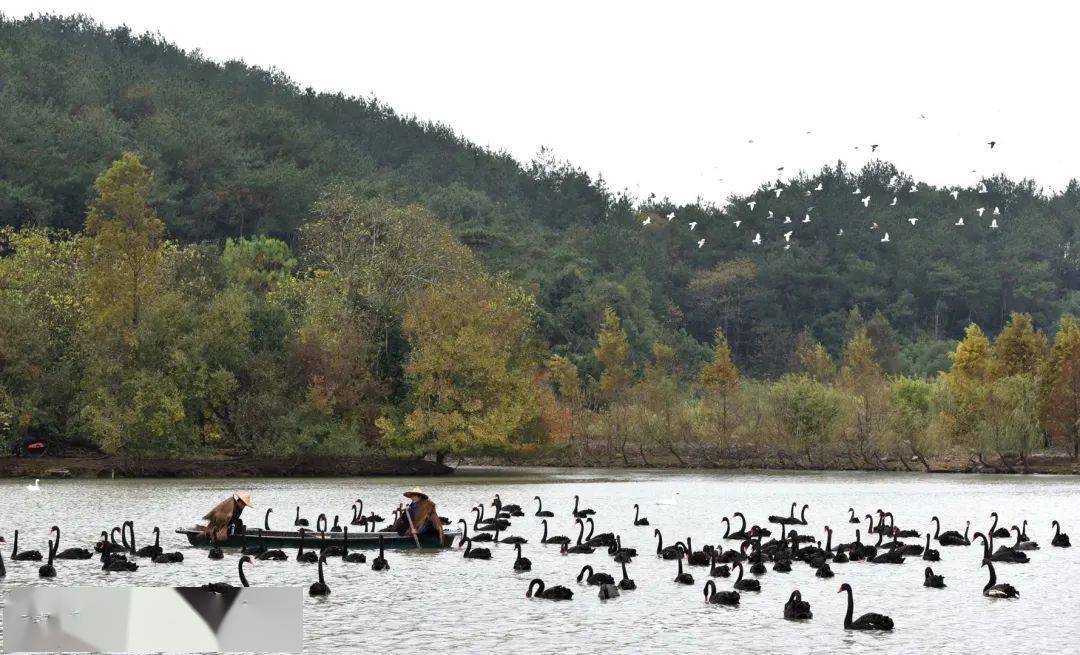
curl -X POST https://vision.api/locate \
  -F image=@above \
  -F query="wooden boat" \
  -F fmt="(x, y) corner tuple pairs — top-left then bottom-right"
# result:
(176, 527), (459, 550)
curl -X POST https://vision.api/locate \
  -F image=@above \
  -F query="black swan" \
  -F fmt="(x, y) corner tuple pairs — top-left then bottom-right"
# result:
(727, 512), (751, 540)
(674, 557), (695, 585)
(988, 512), (1011, 539)
(769, 502), (799, 525)
(772, 558), (791, 573)
(462, 537), (492, 560)
(633, 504), (650, 526)
(610, 535), (636, 562)
(294, 506), (309, 527)
(52, 526), (92, 560)
(848, 508), (860, 524)
(203, 556), (252, 592)
(923, 566), (945, 588)
(526, 578), (573, 600)
(38, 539), (57, 578)
(308, 554), (330, 596)
(351, 503), (365, 526)
(981, 559), (1018, 598)
(704, 580), (740, 606)
(253, 529), (286, 561)
(533, 496), (554, 518)
(541, 520), (570, 546)
(494, 527), (527, 545)
(513, 543), (531, 571)
(654, 529), (682, 559)
(815, 562), (834, 578)
(685, 537), (710, 566)
(565, 519), (595, 554)
(469, 510), (495, 542)
(242, 528), (267, 556)
(330, 516), (342, 532)
(886, 513), (919, 538)
(153, 550), (184, 563)
(932, 517), (969, 546)
(784, 590), (812, 619)
(295, 528), (319, 563)
(571, 495), (595, 518)
(618, 560), (636, 590)
(577, 564), (614, 586)
(922, 534), (940, 561)
(598, 582), (621, 599)
(1051, 520), (1071, 547)
(0, 536), (6, 577)
(342, 528), (366, 563)
(208, 544), (224, 560)
(316, 514), (328, 533)
(371, 535), (389, 571)
(978, 531), (1029, 564)
(1010, 525), (1039, 551)
(265, 508), (273, 531)
(100, 547), (138, 572)
(732, 561), (760, 591)
(839, 583), (893, 630)
(11, 530), (42, 561)
(584, 518), (615, 548)
(710, 552), (732, 577)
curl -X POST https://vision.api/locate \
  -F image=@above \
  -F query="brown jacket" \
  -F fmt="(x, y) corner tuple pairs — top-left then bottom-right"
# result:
(401, 498), (445, 544)
(200, 496), (244, 543)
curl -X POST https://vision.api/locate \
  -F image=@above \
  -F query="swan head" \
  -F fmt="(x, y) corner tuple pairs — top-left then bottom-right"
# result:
(838, 583), (852, 594)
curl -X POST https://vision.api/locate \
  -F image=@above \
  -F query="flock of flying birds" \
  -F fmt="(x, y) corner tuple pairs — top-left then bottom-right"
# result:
(642, 140), (1003, 251)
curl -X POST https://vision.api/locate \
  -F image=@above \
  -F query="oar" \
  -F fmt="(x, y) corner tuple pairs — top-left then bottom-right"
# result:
(401, 504), (422, 549)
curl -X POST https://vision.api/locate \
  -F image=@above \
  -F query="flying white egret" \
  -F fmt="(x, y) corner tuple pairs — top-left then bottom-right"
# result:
(667, 212), (675, 221)
(881, 232), (890, 243)
(993, 206), (1001, 215)
(642, 217), (651, 226)
(861, 196), (871, 208)
(978, 183), (988, 194)
(689, 222), (698, 231)
(752, 233), (762, 245)
(733, 220), (742, 228)
(909, 184), (917, 193)
(890, 196), (897, 206)
(908, 218), (919, 225)
(814, 182), (824, 191)
(767, 210), (774, 219)
(774, 188), (783, 198)
(784, 244), (791, 250)
(950, 190), (959, 200)
(697, 239), (706, 248)
(783, 231), (793, 242)
(802, 214), (811, 223)
(784, 216), (792, 224)
(837, 228), (844, 236)
(955, 217), (965, 226)
(976, 207), (986, 216)
(990, 219), (999, 229)
(748, 201), (757, 211)
(852, 187), (861, 195)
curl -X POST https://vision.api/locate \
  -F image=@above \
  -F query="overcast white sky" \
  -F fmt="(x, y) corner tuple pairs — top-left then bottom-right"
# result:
(3, 1), (1079, 205)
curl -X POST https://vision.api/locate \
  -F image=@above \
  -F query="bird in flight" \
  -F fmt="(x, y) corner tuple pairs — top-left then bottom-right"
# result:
(909, 184), (917, 193)
(667, 212), (675, 221)
(815, 182), (824, 191)
(837, 228), (844, 236)
(752, 233), (762, 245)
(993, 206), (1001, 215)
(978, 183), (988, 194)
(908, 218), (919, 225)
(852, 187), (861, 195)
(890, 196), (898, 206)
(802, 214), (811, 223)
(642, 217), (652, 226)
(747, 201), (757, 211)
(784, 231), (793, 242)
(988, 140), (997, 149)
(689, 222), (698, 231)
(767, 210), (774, 219)
(871, 144), (879, 152)
(955, 217), (965, 226)
(976, 207), (986, 216)
(950, 190), (959, 200)
(697, 239), (706, 248)
(784, 216), (792, 224)
(881, 232), (890, 243)
(861, 196), (871, 208)
(990, 219), (999, 229)
(773, 188), (783, 198)
(733, 220), (742, 228)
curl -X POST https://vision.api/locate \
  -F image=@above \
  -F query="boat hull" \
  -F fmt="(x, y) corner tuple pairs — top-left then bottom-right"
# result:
(176, 527), (457, 550)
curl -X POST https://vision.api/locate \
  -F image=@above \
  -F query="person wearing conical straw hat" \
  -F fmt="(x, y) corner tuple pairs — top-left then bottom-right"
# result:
(200, 493), (252, 543)
(398, 487), (444, 545)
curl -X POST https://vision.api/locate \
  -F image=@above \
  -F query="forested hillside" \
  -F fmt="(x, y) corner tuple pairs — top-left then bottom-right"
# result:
(3, 15), (1080, 467)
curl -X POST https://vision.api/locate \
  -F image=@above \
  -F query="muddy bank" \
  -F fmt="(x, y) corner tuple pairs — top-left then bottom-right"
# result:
(0, 454), (453, 478)
(468, 448), (1080, 475)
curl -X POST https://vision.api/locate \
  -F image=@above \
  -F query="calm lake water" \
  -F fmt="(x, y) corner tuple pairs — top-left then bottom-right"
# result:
(1, 468), (1077, 654)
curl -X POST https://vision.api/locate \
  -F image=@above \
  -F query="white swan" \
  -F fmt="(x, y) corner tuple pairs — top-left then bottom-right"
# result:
(26, 479), (40, 492)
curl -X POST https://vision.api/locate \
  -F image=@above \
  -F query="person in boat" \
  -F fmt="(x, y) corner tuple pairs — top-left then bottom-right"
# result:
(200, 493), (252, 542)
(395, 487), (445, 545)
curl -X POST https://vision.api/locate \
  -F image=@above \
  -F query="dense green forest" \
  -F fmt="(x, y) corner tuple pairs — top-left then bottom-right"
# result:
(2, 15), (1080, 467)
